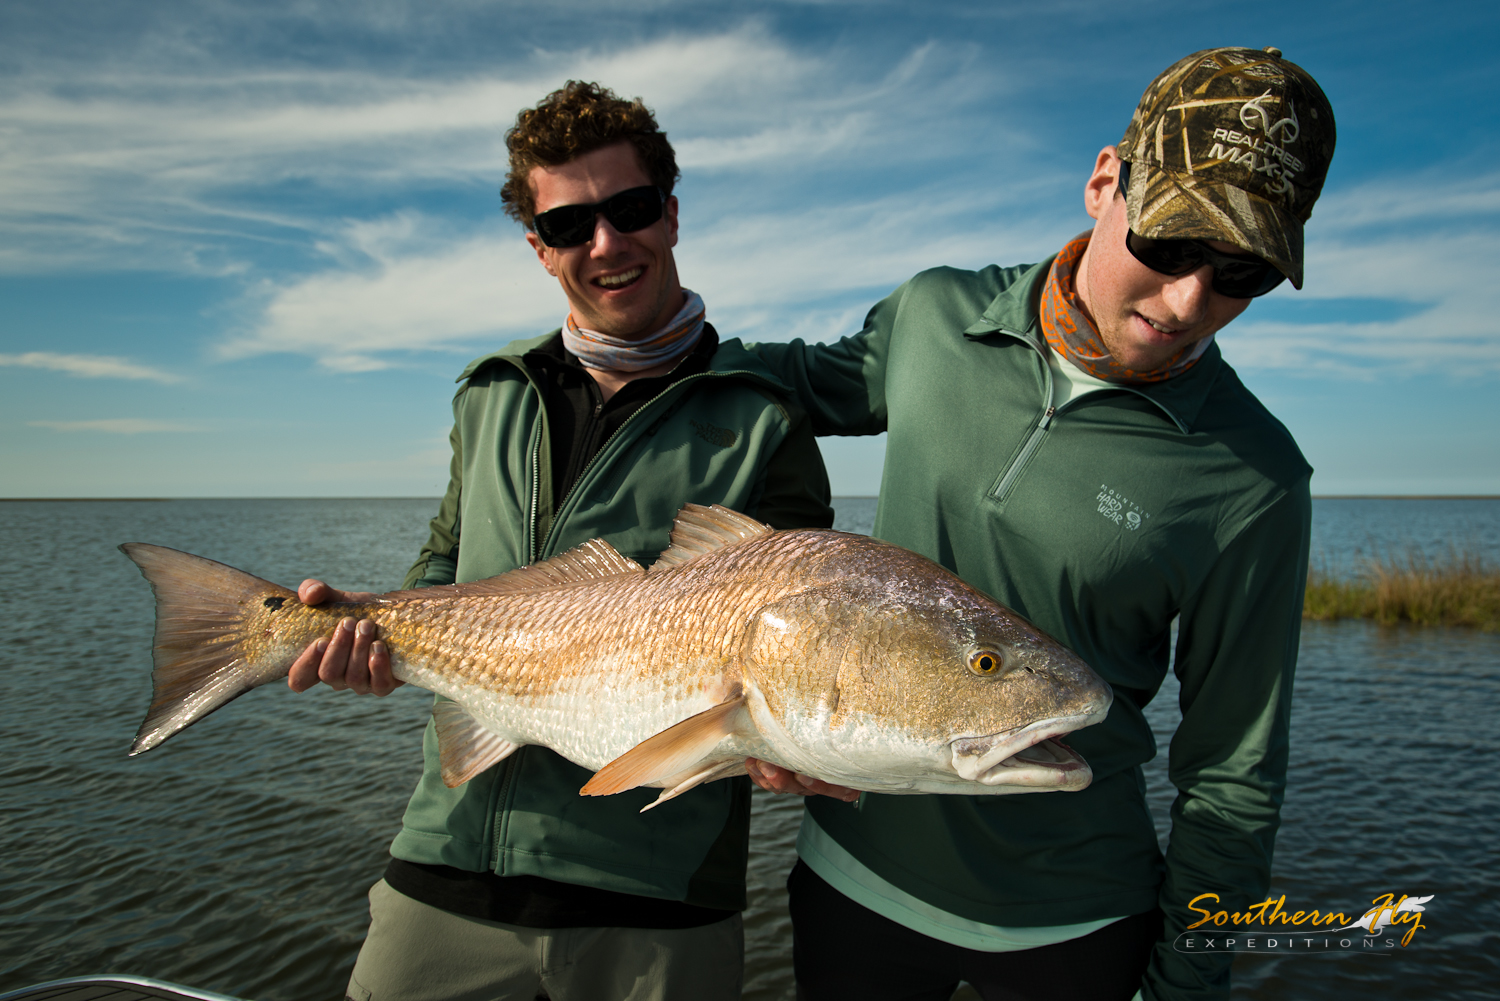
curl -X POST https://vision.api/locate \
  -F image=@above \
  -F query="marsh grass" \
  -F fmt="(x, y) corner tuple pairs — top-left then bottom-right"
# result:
(1305, 550), (1500, 631)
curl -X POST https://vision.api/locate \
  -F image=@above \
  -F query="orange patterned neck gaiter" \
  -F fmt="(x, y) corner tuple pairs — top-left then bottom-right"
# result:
(1040, 233), (1212, 384)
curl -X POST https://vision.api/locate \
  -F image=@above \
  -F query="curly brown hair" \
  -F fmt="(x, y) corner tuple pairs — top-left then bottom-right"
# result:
(500, 81), (680, 231)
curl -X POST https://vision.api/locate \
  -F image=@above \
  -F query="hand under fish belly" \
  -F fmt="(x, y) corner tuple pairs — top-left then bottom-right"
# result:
(121, 505), (1113, 811)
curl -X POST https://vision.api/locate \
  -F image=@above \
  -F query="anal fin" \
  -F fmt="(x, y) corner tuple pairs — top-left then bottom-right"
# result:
(433, 700), (521, 787)
(580, 695), (747, 798)
(640, 759), (748, 813)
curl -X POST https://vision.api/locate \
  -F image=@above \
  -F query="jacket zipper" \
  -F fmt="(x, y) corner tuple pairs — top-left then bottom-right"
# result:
(510, 391), (549, 869)
(534, 369), (768, 559)
(526, 417), (544, 564)
(551, 393), (609, 524)
(989, 326), (1057, 503)
(984, 325), (1187, 503)
(991, 405), (1055, 502)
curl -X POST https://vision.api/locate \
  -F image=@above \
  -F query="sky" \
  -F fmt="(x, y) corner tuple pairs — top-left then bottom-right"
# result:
(2, 0), (1498, 498)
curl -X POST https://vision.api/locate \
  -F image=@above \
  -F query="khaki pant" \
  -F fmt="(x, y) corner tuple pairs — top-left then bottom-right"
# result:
(345, 879), (744, 1001)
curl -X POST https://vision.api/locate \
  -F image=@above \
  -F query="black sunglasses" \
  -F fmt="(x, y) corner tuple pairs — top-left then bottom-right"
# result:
(531, 185), (666, 248)
(1117, 160), (1286, 299)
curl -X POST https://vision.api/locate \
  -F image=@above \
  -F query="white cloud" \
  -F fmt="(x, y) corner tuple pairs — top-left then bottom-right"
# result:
(685, 185), (1065, 318)
(1219, 173), (1500, 376)
(210, 145), (1500, 377)
(1311, 170), (1500, 233)
(219, 221), (559, 368)
(28, 419), (203, 433)
(217, 180), (1070, 368)
(0, 27), (1004, 275)
(7, 16), (1495, 384)
(126, 26), (1027, 368)
(0, 352), (181, 382)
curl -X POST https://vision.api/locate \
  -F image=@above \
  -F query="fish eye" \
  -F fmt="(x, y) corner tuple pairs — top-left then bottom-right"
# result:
(968, 650), (1004, 677)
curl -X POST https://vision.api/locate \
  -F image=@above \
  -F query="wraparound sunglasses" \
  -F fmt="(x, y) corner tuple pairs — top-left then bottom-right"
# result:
(532, 185), (666, 248)
(1118, 160), (1287, 299)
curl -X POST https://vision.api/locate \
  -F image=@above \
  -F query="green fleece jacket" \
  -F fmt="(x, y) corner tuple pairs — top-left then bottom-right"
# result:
(389, 332), (833, 911)
(751, 260), (1310, 1001)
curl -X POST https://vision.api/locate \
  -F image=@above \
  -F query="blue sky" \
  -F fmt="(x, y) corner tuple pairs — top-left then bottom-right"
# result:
(2, 0), (1497, 497)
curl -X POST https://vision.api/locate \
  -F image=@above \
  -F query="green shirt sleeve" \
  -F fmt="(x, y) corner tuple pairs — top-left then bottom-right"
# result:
(403, 422), (463, 589)
(748, 283), (906, 437)
(1143, 481), (1312, 1001)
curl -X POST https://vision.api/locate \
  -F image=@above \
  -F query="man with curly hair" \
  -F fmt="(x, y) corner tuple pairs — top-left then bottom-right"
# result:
(289, 80), (836, 1001)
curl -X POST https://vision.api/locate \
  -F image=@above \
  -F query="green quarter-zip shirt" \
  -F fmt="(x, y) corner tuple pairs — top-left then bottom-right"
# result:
(751, 259), (1311, 1001)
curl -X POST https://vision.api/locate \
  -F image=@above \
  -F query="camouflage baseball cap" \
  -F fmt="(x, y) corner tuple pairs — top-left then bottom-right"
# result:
(1118, 47), (1336, 289)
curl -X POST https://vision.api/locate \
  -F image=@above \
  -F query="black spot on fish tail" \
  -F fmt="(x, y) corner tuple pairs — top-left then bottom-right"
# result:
(263, 596), (286, 611)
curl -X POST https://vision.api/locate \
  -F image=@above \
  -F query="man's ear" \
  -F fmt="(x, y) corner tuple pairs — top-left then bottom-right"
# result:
(664, 194), (679, 249)
(525, 231), (558, 277)
(1083, 146), (1122, 222)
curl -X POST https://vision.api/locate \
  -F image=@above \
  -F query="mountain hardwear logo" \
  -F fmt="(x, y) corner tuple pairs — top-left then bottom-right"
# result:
(1096, 485), (1150, 531)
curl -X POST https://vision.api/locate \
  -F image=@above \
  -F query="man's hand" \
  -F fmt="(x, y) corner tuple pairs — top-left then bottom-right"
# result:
(746, 759), (860, 802)
(286, 579), (404, 696)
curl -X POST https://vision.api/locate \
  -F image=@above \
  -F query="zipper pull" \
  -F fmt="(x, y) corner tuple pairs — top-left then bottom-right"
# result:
(1039, 405), (1056, 429)
(593, 401), (603, 418)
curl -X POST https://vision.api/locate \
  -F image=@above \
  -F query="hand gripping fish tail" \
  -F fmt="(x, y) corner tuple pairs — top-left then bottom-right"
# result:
(120, 504), (1114, 808)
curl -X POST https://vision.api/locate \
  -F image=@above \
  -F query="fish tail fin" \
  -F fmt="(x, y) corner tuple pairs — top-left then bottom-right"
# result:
(120, 543), (299, 755)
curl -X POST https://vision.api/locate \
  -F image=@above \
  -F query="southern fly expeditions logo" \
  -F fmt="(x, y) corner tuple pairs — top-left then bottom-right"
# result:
(1175, 892), (1436, 954)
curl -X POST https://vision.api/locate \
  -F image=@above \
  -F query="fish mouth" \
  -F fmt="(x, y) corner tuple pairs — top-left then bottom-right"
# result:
(949, 713), (1104, 790)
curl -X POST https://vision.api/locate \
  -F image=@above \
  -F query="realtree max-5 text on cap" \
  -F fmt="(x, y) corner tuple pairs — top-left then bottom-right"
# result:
(1118, 46), (1336, 288)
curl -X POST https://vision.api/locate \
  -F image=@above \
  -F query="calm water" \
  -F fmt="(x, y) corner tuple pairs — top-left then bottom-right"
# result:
(1, 497), (1497, 999)
(1309, 497), (1500, 576)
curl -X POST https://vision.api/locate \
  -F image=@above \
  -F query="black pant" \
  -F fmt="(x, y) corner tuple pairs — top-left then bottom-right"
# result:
(789, 861), (1162, 1001)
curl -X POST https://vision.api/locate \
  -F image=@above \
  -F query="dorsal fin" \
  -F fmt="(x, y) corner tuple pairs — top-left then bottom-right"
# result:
(651, 504), (773, 570)
(380, 538), (643, 602)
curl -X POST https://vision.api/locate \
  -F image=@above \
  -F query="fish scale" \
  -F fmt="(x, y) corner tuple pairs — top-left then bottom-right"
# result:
(121, 503), (1114, 809)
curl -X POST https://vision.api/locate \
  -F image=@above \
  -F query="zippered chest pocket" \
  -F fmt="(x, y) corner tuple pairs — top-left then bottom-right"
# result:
(988, 405), (1055, 503)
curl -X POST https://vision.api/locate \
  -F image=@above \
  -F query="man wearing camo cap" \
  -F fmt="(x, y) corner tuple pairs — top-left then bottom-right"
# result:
(747, 47), (1337, 1000)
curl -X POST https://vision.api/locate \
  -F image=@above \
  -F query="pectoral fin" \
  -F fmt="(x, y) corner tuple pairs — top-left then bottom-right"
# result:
(432, 701), (520, 787)
(580, 695), (747, 798)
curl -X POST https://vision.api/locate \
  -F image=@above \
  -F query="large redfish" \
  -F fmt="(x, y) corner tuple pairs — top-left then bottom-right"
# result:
(121, 504), (1112, 809)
